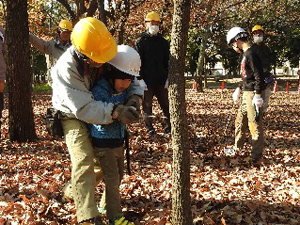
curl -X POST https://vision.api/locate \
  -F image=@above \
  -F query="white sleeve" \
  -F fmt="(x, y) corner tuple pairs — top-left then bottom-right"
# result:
(52, 52), (114, 125)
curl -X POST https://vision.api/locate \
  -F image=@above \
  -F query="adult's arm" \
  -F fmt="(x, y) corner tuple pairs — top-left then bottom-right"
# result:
(29, 33), (52, 55)
(164, 39), (170, 73)
(248, 52), (265, 94)
(51, 52), (115, 125)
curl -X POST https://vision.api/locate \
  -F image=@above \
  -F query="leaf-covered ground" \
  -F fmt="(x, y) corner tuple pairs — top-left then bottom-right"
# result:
(0, 89), (299, 225)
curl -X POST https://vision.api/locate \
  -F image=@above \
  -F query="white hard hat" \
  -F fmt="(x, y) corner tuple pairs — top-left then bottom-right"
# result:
(108, 45), (141, 77)
(226, 27), (248, 45)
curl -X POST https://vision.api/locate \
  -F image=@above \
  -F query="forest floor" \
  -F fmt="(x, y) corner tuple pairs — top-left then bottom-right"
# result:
(0, 87), (299, 224)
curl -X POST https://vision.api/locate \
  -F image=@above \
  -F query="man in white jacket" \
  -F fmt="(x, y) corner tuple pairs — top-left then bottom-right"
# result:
(52, 17), (143, 225)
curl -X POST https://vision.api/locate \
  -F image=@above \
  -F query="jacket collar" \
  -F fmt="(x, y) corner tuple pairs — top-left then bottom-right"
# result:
(54, 38), (72, 50)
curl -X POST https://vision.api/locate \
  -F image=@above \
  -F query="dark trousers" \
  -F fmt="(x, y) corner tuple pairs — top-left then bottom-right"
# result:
(142, 84), (171, 132)
(0, 92), (3, 133)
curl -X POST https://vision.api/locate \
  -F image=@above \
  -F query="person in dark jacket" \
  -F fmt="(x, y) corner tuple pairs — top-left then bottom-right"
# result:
(227, 27), (267, 166)
(135, 11), (171, 138)
(251, 25), (274, 113)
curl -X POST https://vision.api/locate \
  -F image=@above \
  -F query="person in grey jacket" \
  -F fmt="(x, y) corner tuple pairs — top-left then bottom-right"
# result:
(52, 18), (143, 225)
(29, 19), (73, 84)
(0, 26), (6, 137)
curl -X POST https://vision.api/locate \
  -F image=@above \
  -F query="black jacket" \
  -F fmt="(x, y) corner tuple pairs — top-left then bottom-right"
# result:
(251, 43), (272, 76)
(241, 46), (266, 94)
(135, 32), (169, 85)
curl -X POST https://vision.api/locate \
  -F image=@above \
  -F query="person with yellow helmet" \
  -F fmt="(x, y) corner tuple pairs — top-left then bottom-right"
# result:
(135, 11), (171, 139)
(226, 27), (266, 166)
(251, 25), (274, 114)
(29, 19), (73, 84)
(51, 17), (143, 225)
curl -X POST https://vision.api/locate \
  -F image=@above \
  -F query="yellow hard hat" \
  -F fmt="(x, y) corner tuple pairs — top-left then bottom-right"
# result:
(58, 20), (73, 31)
(252, 25), (264, 33)
(71, 17), (117, 63)
(145, 11), (161, 22)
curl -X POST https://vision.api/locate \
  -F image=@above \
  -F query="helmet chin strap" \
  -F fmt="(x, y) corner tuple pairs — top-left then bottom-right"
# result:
(237, 46), (243, 53)
(233, 44), (243, 53)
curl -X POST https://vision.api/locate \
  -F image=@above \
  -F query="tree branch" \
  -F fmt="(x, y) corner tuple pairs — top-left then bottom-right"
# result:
(56, 0), (76, 21)
(87, 0), (98, 17)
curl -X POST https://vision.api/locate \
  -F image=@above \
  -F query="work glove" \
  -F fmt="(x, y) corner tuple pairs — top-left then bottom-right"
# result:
(125, 94), (143, 112)
(112, 104), (140, 124)
(164, 79), (169, 89)
(232, 87), (241, 104)
(138, 79), (148, 91)
(252, 94), (263, 113)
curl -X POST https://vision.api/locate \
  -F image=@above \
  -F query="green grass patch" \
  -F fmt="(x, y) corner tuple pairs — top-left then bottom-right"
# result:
(32, 83), (52, 91)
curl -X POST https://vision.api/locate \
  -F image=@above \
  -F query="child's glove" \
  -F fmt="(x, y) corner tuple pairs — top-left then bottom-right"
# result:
(112, 104), (140, 124)
(252, 94), (263, 112)
(232, 87), (241, 104)
(125, 94), (143, 112)
(138, 79), (148, 91)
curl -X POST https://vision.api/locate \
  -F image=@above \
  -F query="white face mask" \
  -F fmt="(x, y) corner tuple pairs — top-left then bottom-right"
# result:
(148, 24), (159, 35)
(253, 36), (263, 43)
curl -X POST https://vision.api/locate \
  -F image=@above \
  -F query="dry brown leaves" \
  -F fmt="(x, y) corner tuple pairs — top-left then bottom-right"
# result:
(0, 89), (299, 224)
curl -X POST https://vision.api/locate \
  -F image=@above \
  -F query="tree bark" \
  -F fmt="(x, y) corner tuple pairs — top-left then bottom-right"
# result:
(168, 0), (192, 224)
(6, 0), (36, 142)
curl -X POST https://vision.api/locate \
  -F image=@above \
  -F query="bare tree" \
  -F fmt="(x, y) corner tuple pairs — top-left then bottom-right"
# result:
(168, 0), (192, 224)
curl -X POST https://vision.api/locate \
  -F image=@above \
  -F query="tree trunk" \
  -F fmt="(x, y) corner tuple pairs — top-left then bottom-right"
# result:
(6, 0), (36, 142)
(204, 55), (208, 88)
(195, 25), (209, 91)
(169, 0), (192, 224)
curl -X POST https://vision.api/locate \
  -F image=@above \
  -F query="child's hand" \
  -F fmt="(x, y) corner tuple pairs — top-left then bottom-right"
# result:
(125, 94), (143, 112)
(112, 104), (140, 124)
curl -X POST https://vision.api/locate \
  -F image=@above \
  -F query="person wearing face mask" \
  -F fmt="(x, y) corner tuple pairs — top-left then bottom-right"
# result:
(135, 11), (171, 139)
(227, 27), (266, 167)
(251, 25), (273, 114)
